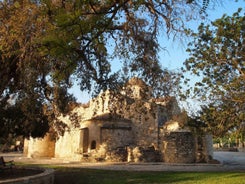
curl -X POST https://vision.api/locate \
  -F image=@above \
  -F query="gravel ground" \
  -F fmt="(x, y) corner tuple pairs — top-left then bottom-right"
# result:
(1, 151), (245, 172)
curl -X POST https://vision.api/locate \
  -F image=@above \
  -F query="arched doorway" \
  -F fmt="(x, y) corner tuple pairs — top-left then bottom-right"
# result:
(80, 128), (89, 153)
(91, 140), (96, 150)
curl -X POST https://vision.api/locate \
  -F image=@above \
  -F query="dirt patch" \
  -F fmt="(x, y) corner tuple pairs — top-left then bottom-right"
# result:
(0, 168), (43, 180)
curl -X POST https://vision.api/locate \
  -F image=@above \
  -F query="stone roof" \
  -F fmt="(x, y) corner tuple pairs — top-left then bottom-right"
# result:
(88, 113), (132, 123)
(126, 77), (148, 88)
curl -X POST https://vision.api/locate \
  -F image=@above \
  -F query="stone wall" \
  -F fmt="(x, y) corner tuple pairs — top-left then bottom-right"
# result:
(195, 134), (213, 163)
(103, 97), (166, 149)
(101, 127), (133, 150)
(55, 129), (82, 160)
(23, 78), (213, 163)
(128, 146), (163, 162)
(53, 78), (183, 161)
(23, 139), (29, 157)
(162, 132), (195, 163)
(204, 134), (214, 159)
(25, 134), (55, 158)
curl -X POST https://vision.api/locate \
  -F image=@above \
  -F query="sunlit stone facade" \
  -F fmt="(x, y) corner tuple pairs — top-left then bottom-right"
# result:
(24, 78), (213, 163)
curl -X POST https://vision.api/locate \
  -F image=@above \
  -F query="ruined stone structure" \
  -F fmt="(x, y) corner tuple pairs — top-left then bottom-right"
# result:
(24, 78), (213, 163)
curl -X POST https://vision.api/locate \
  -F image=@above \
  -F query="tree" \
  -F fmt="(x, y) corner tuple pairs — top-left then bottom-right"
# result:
(40, 0), (206, 92)
(0, 0), (76, 139)
(0, 0), (51, 139)
(0, 0), (214, 140)
(184, 9), (245, 136)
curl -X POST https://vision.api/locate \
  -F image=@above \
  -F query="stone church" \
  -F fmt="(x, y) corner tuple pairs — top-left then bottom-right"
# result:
(24, 78), (213, 163)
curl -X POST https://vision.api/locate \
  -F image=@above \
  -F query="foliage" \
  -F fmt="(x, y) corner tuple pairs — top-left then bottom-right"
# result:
(186, 115), (208, 135)
(184, 8), (245, 136)
(213, 129), (244, 148)
(40, 0), (203, 94)
(0, 0), (215, 139)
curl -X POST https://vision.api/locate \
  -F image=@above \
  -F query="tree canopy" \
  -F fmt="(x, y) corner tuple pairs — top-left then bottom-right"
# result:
(0, 0), (217, 139)
(184, 8), (245, 136)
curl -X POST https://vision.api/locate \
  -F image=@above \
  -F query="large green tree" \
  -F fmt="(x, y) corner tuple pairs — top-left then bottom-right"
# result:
(0, 0), (215, 139)
(184, 9), (245, 136)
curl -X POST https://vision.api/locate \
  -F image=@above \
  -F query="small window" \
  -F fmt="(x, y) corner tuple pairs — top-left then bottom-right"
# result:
(91, 140), (96, 150)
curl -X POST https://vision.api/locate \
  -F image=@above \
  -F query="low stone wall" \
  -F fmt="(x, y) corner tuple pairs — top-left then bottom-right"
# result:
(196, 134), (213, 163)
(128, 146), (163, 162)
(24, 135), (55, 158)
(162, 132), (195, 163)
(0, 168), (54, 184)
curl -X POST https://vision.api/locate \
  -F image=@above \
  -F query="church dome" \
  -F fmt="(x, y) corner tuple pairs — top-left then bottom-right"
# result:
(123, 77), (152, 100)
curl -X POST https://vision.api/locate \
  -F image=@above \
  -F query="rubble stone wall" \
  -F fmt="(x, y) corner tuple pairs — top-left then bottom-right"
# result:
(195, 134), (214, 163)
(101, 128), (133, 150)
(25, 134), (55, 158)
(23, 78), (213, 163)
(162, 132), (195, 163)
(55, 129), (81, 160)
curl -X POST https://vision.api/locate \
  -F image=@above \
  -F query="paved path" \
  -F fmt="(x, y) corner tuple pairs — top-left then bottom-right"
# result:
(1, 151), (245, 172)
(214, 151), (245, 165)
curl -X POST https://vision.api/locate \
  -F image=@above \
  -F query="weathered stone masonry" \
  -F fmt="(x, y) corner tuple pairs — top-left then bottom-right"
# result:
(24, 78), (213, 163)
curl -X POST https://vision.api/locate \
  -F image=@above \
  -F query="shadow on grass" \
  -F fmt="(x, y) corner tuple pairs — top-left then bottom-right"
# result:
(0, 168), (42, 180)
(53, 168), (245, 184)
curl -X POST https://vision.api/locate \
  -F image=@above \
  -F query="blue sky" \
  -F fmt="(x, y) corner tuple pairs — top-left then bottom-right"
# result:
(69, 0), (245, 109)
(160, 0), (245, 71)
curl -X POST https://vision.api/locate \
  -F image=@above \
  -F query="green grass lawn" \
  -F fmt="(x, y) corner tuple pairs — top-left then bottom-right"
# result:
(54, 168), (245, 184)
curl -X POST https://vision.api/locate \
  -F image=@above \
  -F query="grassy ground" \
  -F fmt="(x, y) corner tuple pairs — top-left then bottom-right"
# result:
(54, 168), (245, 184)
(5, 163), (244, 184)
